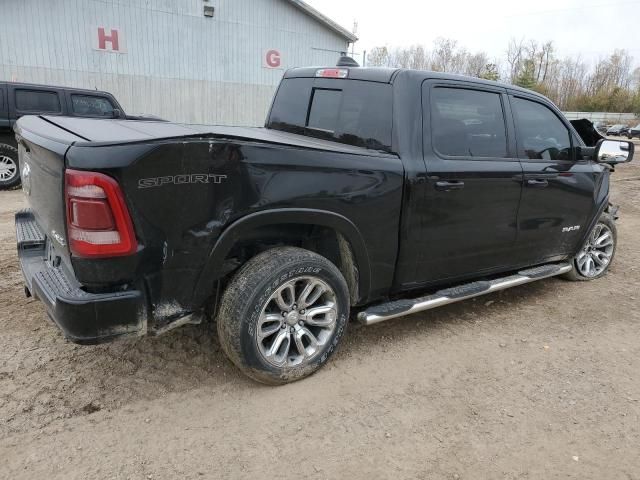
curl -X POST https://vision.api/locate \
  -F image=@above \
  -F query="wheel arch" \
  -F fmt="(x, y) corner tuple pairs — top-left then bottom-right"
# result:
(191, 208), (372, 307)
(572, 192), (611, 257)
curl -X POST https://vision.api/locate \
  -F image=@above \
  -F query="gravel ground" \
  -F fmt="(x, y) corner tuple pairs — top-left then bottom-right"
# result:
(1, 157), (639, 479)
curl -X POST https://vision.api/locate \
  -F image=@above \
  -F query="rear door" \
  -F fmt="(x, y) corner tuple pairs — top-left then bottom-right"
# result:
(509, 93), (597, 262)
(416, 81), (523, 284)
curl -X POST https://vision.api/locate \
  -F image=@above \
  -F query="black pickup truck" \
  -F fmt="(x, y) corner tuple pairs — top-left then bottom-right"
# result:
(1, 81), (160, 190)
(13, 66), (634, 384)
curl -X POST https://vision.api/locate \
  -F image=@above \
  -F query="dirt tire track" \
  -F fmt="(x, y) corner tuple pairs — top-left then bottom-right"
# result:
(1, 158), (640, 479)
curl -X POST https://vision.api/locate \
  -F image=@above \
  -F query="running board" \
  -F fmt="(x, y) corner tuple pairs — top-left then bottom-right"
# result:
(357, 262), (572, 326)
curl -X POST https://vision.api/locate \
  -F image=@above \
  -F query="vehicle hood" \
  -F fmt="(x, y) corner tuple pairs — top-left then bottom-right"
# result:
(570, 119), (605, 147)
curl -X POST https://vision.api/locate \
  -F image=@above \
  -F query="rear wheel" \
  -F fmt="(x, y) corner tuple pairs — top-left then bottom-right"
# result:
(563, 214), (616, 281)
(216, 247), (350, 384)
(0, 144), (20, 190)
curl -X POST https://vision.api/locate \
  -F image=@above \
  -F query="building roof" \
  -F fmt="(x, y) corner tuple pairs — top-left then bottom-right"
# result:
(284, 0), (358, 42)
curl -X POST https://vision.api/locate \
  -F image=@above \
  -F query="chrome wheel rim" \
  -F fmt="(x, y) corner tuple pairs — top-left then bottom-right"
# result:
(0, 155), (17, 181)
(576, 223), (614, 277)
(257, 276), (337, 368)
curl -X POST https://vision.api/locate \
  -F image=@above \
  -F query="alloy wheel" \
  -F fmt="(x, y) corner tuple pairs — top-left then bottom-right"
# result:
(576, 222), (614, 277)
(256, 276), (337, 368)
(0, 155), (17, 181)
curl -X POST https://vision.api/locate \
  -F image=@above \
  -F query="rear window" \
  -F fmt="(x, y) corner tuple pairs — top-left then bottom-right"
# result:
(267, 78), (392, 152)
(15, 89), (61, 113)
(71, 95), (115, 116)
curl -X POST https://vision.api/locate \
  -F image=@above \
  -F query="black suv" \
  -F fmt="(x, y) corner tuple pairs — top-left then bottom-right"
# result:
(0, 82), (127, 189)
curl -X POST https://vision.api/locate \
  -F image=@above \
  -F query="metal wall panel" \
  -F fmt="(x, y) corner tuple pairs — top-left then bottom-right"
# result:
(0, 0), (350, 125)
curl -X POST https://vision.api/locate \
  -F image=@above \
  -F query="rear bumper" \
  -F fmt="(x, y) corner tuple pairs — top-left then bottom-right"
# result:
(15, 210), (147, 345)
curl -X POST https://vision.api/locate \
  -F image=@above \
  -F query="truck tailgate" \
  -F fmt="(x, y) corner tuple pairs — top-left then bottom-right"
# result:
(14, 116), (86, 266)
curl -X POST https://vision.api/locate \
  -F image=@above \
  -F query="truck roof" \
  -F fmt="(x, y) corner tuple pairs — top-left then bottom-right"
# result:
(0, 80), (113, 96)
(284, 66), (547, 98)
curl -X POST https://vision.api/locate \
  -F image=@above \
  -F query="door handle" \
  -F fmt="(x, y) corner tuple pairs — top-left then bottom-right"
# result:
(526, 179), (549, 188)
(435, 180), (465, 191)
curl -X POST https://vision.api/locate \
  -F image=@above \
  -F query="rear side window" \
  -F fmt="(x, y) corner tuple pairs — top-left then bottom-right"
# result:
(71, 95), (115, 116)
(267, 78), (392, 152)
(430, 87), (507, 158)
(15, 89), (61, 113)
(511, 97), (571, 161)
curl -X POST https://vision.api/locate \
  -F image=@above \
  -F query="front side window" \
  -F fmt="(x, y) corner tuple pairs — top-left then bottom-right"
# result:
(268, 78), (393, 152)
(512, 97), (571, 161)
(71, 95), (115, 116)
(15, 89), (61, 113)
(430, 87), (508, 158)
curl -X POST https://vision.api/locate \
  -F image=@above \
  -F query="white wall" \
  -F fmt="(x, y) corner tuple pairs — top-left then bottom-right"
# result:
(563, 112), (638, 124)
(0, 0), (349, 125)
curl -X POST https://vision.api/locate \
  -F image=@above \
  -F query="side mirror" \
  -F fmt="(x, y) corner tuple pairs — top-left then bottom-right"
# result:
(595, 139), (634, 165)
(111, 108), (122, 119)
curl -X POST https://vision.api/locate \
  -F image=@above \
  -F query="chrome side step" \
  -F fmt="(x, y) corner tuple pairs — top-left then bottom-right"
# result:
(357, 262), (572, 325)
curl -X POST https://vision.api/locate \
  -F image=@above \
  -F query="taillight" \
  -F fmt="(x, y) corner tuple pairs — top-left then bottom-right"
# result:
(65, 169), (137, 258)
(315, 68), (348, 78)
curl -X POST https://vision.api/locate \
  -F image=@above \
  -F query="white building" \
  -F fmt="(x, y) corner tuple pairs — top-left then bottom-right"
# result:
(0, 0), (356, 125)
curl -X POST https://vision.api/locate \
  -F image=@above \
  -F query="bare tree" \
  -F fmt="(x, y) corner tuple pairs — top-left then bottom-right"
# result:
(366, 38), (638, 113)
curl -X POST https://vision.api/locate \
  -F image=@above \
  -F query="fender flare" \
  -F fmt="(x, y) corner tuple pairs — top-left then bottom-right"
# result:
(191, 208), (372, 305)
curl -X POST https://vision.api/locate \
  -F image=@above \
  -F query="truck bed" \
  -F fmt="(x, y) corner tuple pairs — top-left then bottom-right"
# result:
(18, 115), (392, 157)
(14, 113), (405, 340)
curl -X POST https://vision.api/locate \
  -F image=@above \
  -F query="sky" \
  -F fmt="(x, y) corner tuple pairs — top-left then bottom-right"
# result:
(305, 0), (640, 67)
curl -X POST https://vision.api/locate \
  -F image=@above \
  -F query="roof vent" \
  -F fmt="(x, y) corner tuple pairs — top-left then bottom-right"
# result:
(337, 56), (359, 67)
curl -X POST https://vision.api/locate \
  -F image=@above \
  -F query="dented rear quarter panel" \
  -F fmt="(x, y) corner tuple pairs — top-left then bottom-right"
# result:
(66, 138), (404, 320)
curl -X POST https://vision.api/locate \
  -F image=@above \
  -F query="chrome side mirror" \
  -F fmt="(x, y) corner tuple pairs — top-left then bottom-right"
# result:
(595, 139), (634, 165)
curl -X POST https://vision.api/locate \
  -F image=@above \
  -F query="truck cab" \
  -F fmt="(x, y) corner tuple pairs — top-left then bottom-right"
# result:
(268, 68), (613, 291)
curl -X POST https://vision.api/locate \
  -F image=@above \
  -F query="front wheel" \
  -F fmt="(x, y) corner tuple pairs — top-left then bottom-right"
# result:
(563, 214), (617, 281)
(216, 247), (350, 385)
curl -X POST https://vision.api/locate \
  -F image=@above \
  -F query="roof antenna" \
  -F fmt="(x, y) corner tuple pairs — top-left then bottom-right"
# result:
(337, 56), (359, 67)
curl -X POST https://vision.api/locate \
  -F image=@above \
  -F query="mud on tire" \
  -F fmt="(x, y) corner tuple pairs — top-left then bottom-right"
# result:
(216, 247), (350, 385)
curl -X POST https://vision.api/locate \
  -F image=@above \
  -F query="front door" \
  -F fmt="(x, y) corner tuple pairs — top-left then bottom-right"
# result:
(410, 82), (523, 287)
(509, 94), (597, 263)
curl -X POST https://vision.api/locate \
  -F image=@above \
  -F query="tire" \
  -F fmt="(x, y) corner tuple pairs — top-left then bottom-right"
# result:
(216, 247), (350, 385)
(0, 143), (20, 190)
(563, 213), (617, 281)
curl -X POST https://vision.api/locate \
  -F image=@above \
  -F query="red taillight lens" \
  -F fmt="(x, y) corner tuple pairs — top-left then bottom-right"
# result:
(65, 169), (137, 258)
(315, 68), (348, 78)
